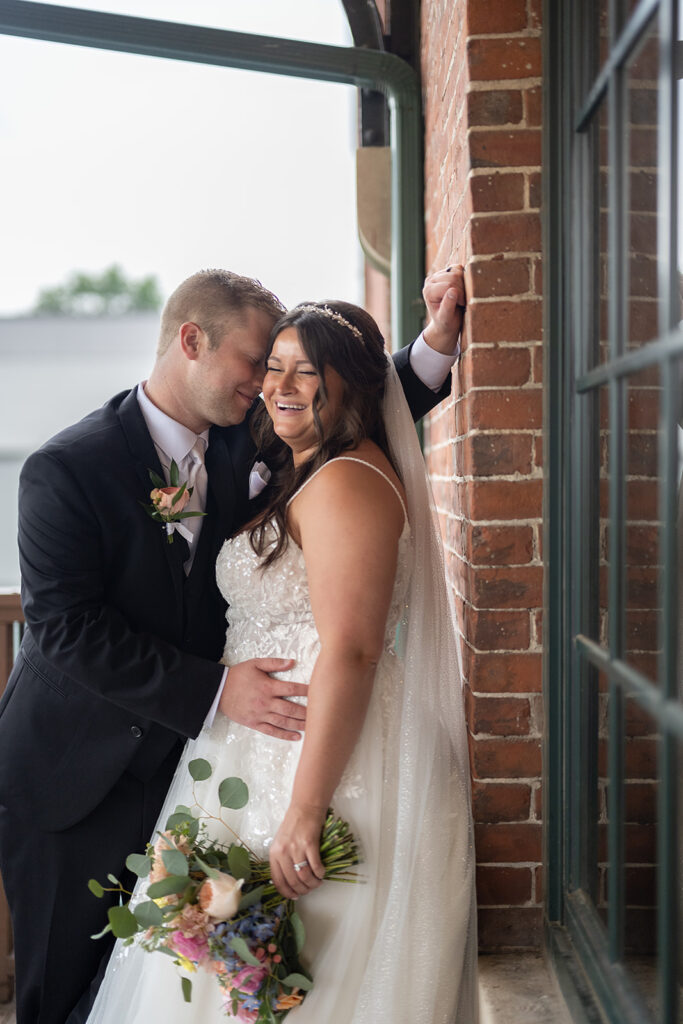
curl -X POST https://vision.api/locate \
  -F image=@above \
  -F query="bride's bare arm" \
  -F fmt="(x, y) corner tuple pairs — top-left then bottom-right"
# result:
(268, 457), (405, 899)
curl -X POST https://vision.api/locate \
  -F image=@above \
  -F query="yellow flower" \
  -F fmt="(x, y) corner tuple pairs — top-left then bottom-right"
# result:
(174, 955), (197, 974)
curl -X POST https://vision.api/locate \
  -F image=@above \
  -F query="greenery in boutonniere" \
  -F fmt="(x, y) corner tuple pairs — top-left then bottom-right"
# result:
(140, 460), (206, 543)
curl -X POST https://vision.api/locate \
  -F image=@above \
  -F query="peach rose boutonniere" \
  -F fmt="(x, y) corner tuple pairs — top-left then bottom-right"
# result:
(141, 460), (206, 544)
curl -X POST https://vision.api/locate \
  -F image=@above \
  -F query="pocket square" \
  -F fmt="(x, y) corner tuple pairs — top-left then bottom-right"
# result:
(248, 460), (272, 499)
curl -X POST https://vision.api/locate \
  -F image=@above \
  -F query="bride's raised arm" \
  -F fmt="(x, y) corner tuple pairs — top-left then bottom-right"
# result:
(268, 453), (405, 900)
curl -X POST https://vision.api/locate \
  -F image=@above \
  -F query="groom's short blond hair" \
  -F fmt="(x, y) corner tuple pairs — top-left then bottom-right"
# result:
(156, 269), (285, 356)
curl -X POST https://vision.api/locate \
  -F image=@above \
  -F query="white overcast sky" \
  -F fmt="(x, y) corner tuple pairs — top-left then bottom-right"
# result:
(0, 0), (362, 315)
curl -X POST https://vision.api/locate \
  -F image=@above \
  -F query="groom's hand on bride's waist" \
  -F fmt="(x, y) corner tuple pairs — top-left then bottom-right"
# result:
(218, 658), (306, 740)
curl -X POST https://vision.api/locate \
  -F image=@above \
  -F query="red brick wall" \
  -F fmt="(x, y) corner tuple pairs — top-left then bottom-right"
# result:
(421, 0), (544, 949)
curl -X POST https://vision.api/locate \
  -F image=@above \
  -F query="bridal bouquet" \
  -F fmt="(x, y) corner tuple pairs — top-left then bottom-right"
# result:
(89, 759), (360, 1022)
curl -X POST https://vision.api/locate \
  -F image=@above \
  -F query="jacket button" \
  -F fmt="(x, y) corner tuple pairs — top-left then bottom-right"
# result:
(130, 725), (143, 739)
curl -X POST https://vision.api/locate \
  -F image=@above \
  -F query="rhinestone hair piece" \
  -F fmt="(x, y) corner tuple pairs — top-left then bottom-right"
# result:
(297, 304), (364, 342)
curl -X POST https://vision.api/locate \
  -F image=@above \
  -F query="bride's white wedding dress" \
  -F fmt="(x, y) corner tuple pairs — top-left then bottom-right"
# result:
(88, 452), (478, 1024)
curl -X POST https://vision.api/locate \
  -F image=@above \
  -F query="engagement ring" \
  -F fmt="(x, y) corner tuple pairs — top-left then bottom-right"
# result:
(293, 860), (309, 872)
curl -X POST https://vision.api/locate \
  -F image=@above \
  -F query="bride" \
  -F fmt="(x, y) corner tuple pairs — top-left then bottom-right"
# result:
(87, 300), (478, 1023)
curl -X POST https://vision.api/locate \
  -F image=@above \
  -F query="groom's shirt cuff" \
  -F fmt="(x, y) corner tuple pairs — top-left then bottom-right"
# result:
(204, 667), (228, 729)
(409, 331), (460, 391)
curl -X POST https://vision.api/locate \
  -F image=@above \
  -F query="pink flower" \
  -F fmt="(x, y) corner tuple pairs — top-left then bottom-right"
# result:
(150, 486), (191, 514)
(169, 903), (211, 939)
(169, 930), (209, 964)
(231, 963), (268, 995)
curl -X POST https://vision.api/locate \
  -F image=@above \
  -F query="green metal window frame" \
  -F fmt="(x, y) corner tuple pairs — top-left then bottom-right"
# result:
(544, 0), (681, 1022)
(0, 0), (424, 351)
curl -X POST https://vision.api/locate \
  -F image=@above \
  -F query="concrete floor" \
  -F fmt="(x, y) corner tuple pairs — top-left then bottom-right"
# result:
(479, 953), (574, 1024)
(0, 954), (576, 1023)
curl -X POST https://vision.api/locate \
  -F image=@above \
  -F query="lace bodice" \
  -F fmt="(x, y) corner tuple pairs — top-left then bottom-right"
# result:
(216, 457), (412, 663)
(216, 521), (411, 658)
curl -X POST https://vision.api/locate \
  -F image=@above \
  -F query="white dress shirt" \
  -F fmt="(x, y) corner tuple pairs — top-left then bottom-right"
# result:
(409, 331), (460, 390)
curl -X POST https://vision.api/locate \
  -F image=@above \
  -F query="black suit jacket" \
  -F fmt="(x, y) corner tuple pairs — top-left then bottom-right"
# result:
(0, 343), (448, 831)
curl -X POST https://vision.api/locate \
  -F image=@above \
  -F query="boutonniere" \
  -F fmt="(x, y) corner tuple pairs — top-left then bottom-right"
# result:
(140, 460), (206, 544)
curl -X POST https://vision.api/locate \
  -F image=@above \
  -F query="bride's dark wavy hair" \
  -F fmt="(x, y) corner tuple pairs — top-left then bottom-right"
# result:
(248, 300), (396, 567)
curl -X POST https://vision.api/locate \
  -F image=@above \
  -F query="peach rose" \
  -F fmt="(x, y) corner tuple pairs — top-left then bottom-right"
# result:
(150, 485), (191, 514)
(275, 988), (304, 1011)
(150, 832), (192, 884)
(197, 872), (244, 920)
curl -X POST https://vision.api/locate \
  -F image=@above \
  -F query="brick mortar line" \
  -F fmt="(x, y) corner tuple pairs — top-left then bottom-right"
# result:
(466, 78), (542, 92)
(466, 34), (541, 44)
(474, 777), (543, 784)
(468, 121), (538, 132)
(433, 513), (544, 527)
(467, 167), (542, 178)
(470, 692), (542, 698)
(468, 204), (543, 213)
(452, 338), (544, 345)
(436, 474), (544, 484)
(466, 292), (541, 301)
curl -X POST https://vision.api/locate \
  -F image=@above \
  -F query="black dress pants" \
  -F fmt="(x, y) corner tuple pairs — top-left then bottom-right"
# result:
(0, 746), (179, 1024)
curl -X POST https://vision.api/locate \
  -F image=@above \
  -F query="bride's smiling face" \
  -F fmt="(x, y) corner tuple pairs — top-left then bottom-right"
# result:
(263, 328), (345, 464)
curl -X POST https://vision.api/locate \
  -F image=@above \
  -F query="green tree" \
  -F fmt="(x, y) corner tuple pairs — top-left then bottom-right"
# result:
(32, 264), (162, 316)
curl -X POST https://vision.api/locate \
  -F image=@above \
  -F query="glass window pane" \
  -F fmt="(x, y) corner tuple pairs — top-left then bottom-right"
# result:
(17, 0), (354, 45)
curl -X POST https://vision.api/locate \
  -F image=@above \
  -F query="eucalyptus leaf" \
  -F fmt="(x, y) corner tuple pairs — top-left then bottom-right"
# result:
(125, 853), (151, 877)
(181, 976), (193, 1003)
(89, 922), (112, 940)
(188, 758), (212, 782)
(162, 848), (189, 876)
(291, 911), (306, 953)
(218, 777), (248, 810)
(281, 972), (313, 991)
(148, 469), (165, 489)
(156, 945), (178, 958)
(134, 900), (164, 928)
(170, 459), (179, 486)
(147, 874), (191, 899)
(174, 804), (194, 817)
(192, 854), (219, 880)
(238, 884), (265, 911)
(227, 844), (251, 881)
(165, 812), (199, 840)
(88, 879), (104, 898)
(228, 935), (262, 967)
(106, 873), (120, 885)
(107, 905), (139, 939)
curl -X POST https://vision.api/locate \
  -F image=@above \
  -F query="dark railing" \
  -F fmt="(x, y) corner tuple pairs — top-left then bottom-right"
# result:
(0, 591), (21, 1003)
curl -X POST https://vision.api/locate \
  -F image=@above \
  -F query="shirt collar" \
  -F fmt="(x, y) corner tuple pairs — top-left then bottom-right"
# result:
(136, 383), (209, 465)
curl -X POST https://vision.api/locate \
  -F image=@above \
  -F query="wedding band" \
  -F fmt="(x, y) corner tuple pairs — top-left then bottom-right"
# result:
(293, 860), (309, 872)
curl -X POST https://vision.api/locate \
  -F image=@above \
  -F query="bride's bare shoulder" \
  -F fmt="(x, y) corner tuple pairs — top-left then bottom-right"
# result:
(290, 441), (406, 537)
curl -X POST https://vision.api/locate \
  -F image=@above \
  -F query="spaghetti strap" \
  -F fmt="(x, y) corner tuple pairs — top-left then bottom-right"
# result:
(288, 456), (409, 526)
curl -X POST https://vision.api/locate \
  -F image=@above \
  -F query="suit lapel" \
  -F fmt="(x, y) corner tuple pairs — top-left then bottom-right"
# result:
(116, 389), (186, 609)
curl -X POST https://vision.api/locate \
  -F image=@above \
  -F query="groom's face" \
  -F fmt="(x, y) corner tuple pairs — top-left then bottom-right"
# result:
(191, 306), (275, 428)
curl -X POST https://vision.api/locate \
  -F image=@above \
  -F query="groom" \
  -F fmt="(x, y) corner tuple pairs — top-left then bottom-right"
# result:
(0, 266), (464, 1024)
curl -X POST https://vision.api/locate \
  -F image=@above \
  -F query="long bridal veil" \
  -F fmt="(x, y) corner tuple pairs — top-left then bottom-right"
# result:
(354, 354), (479, 1021)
